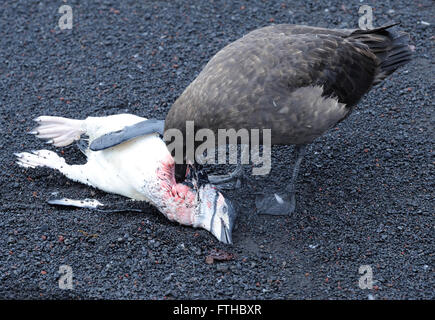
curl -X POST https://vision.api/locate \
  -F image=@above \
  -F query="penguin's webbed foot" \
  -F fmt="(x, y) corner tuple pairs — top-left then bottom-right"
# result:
(15, 150), (65, 170)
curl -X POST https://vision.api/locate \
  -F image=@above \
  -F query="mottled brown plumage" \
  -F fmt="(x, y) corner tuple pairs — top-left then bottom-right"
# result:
(165, 23), (411, 147)
(163, 23), (412, 215)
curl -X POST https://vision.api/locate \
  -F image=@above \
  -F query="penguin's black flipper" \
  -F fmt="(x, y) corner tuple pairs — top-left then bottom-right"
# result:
(89, 119), (165, 151)
(47, 198), (104, 209)
(47, 198), (146, 213)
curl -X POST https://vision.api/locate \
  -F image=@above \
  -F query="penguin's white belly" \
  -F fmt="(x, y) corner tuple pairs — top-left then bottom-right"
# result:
(84, 134), (168, 202)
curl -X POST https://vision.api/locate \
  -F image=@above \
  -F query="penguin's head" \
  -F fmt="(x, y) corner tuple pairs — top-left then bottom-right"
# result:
(155, 156), (236, 244)
(194, 184), (237, 245)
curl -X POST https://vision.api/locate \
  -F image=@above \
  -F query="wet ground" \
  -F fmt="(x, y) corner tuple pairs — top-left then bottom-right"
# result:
(0, 0), (433, 299)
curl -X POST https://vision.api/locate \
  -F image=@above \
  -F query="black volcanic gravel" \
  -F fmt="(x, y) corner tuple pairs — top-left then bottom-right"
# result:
(0, 0), (434, 299)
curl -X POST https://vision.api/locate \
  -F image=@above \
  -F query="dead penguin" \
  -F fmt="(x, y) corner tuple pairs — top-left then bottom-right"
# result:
(15, 114), (236, 244)
(90, 23), (413, 215)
